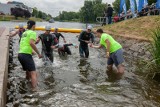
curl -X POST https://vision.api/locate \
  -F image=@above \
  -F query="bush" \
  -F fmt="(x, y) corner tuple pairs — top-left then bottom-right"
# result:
(136, 26), (160, 80)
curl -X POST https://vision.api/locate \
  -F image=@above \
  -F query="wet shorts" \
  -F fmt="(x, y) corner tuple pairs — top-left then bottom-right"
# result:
(18, 53), (36, 71)
(107, 49), (124, 67)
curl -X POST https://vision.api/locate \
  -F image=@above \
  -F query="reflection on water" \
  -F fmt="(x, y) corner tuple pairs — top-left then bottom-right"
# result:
(3, 21), (160, 107)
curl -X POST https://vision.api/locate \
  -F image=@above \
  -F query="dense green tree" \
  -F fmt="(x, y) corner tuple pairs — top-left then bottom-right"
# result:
(32, 7), (53, 20)
(79, 0), (106, 22)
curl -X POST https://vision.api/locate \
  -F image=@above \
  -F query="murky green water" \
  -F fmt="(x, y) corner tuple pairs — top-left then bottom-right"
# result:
(1, 21), (160, 107)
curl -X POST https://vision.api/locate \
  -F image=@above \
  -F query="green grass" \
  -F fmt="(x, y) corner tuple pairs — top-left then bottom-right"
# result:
(136, 26), (160, 79)
(101, 16), (160, 41)
(0, 15), (44, 22)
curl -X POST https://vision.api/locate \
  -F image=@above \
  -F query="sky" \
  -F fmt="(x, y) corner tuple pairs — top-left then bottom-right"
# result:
(0, 0), (115, 17)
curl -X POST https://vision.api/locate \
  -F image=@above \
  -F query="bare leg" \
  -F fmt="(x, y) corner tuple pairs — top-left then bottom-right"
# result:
(117, 64), (125, 75)
(30, 71), (37, 91)
(26, 71), (30, 81)
(107, 65), (113, 71)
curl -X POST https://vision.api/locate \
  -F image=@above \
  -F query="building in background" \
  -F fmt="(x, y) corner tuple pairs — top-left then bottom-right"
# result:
(0, 1), (32, 15)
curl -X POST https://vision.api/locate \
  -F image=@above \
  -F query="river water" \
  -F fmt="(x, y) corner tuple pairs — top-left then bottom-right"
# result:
(1, 21), (160, 107)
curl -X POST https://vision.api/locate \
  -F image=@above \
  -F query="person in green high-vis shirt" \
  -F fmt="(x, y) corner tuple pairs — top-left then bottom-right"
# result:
(91, 29), (124, 76)
(18, 20), (42, 92)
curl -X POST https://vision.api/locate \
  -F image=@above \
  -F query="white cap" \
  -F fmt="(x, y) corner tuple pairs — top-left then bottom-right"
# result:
(87, 25), (92, 30)
(19, 23), (24, 28)
(45, 25), (51, 30)
(58, 44), (63, 48)
(55, 27), (58, 30)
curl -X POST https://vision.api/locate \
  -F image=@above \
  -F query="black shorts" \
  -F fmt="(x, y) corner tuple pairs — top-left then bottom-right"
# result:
(18, 53), (36, 71)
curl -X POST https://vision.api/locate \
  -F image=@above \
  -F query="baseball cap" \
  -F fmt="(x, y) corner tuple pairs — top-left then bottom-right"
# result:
(27, 20), (36, 28)
(19, 23), (24, 28)
(87, 25), (93, 30)
(45, 25), (51, 30)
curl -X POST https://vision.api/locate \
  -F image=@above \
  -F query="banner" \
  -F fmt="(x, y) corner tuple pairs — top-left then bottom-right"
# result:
(156, 0), (160, 8)
(120, 0), (127, 14)
(130, 0), (135, 14)
(136, 0), (143, 12)
(144, 0), (148, 7)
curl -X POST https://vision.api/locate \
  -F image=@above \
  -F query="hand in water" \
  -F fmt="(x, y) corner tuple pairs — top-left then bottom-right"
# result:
(75, 46), (78, 48)
(64, 40), (67, 43)
(38, 54), (43, 59)
(51, 46), (56, 49)
(89, 43), (93, 47)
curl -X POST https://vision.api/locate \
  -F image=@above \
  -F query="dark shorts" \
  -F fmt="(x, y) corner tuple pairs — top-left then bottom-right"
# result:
(42, 50), (54, 63)
(107, 49), (124, 67)
(18, 53), (36, 71)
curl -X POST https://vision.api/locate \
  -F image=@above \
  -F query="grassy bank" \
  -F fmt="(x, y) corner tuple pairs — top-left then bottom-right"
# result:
(101, 16), (160, 41)
(0, 15), (44, 22)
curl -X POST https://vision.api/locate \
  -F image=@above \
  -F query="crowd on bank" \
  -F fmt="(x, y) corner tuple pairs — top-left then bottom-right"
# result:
(103, 3), (160, 25)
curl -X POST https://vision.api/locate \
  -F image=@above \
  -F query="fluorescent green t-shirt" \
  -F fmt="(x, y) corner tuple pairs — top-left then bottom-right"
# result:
(100, 33), (122, 53)
(19, 30), (36, 54)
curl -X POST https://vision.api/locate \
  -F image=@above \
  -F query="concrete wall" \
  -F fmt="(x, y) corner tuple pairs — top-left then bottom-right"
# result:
(115, 36), (151, 60)
(0, 27), (9, 107)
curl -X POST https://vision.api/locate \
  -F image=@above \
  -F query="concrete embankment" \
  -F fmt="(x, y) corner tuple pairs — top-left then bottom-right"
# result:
(0, 27), (9, 107)
(114, 35), (151, 60)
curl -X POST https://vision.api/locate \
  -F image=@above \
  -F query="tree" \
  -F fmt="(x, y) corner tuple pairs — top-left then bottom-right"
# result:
(38, 11), (43, 18)
(79, 0), (106, 22)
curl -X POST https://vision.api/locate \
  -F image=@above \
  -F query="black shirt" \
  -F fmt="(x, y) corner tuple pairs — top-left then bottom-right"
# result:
(78, 31), (94, 47)
(39, 33), (58, 52)
(52, 32), (64, 41)
(106, 7), (114, 16)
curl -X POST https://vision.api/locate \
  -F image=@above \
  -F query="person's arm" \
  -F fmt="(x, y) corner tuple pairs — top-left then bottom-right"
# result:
(78, 32), (84, 42)
(35, 36), (41, 44)
(30, 39), (41, 58)
(91, 44), (102, 49)
(60, 33), (66, 43)
(51, 35), (58, 49)
(105, 39), (111, 58)
(10, 30), (19, 37)
(90, 33), (95, 43)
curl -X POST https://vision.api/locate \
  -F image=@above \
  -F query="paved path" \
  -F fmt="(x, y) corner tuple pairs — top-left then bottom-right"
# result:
(0, 27), (9, 107)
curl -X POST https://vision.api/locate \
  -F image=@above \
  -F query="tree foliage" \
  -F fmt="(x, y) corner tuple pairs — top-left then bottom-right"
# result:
(32, 7), (53, 21)
(54, 0), (106, 23)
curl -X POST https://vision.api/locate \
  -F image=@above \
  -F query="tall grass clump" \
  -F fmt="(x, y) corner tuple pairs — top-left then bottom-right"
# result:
(137, 26), (160, 79)
(146, 26), (160, 79)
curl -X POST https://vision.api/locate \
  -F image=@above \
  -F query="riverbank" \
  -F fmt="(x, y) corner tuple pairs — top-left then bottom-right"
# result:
(102, 16), (160, 41)
(0, 15), (44, 22)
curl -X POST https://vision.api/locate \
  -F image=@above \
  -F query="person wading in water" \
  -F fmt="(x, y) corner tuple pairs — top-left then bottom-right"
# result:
(52, 28), (66, 43)
(91, 29), (125, 77)
(18, 20), (42, 91)
(10, 23), (26, 43)
(78, 25), (94, 58)
(36, 26), (58, 63)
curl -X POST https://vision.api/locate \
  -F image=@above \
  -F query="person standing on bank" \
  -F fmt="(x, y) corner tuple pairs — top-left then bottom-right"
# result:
(53, 28), (66, 43)
(36, 26), (58, 63)
(18, 21), (42, 91)
(10, 23), (25, 43)
(91, 29), (124, 75)
(78, 25), (94, 58)
(106, 4), (114, 24)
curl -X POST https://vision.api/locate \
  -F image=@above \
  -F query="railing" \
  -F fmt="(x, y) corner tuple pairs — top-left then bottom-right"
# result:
(96, 17), (107, 24)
